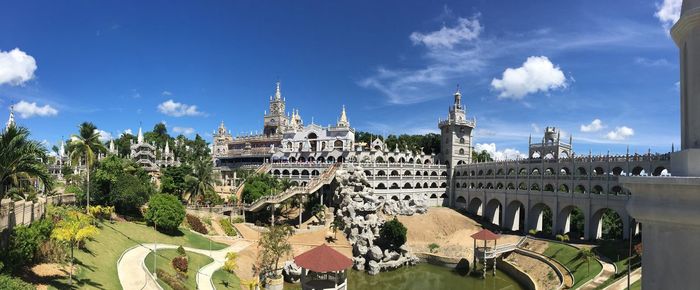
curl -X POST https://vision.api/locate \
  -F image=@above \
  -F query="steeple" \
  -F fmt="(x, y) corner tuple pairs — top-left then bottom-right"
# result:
(164, 140), (170, 153)
(137, 127), (144, 144)
(59, 139), (66, 157)
(6, 106), (15, 130)
(337, 105), (350, 127)
(109, 139), (115, 154)
(274, 81), (282, 100)
(454, 85), (462, 109)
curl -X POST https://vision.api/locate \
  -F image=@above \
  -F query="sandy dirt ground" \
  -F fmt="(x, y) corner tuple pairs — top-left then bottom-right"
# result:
(396, 207), (520, 261)
(28, 263), (71, 290)
(505, 252), (560, 290)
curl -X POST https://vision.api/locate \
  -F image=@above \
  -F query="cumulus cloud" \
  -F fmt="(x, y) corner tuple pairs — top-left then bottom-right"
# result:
(96, 130), (112, 142)
(157, 99), (204, 117)
(120, 129), (133, 136)
(474, 143), (526, 160)
(606, 126), (634, 140)
(0, 48), (37, 86)
(13, 101), (58, 118)
(173, 126), (195, 135)
(491, 56), (567, 99)
(580, 119), (604, 132)
(162, 91), (172, 96)
(410, 17), (482, 49)
(655, 0), (681, 30)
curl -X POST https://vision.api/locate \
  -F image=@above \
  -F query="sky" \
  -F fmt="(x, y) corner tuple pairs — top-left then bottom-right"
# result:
(0, 0), (684, 159)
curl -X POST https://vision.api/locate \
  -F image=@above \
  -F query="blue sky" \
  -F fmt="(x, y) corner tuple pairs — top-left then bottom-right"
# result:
(0, 0), (683, 158)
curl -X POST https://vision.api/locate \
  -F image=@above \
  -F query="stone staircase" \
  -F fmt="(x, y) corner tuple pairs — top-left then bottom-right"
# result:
(244, 163), (339, 212)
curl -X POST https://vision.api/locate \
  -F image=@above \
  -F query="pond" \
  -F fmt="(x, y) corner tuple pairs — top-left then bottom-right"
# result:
(286, 263), (524, 290)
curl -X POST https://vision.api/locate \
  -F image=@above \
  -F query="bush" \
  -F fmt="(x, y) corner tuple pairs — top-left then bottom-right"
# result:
(172, 256), (188, 274)
(177, 245), (186, 256)
(186, 214), (208, 234)
(563, 234), (570, 241)
(379, 217), (407, 250)
(555, 234), (565, 241)
(428, 243), (440, 253)
(156, 269), (187, 290)
(4, 219), (54, 269)
(0, 275), (34, 290)
(88, 205), (114, 221)
(219, 219), (237, 236)
(231, 216), (244, 223)
(144, 194), (186, 233)
(528, 229), (537, 236)
(36, 239), (66, 263)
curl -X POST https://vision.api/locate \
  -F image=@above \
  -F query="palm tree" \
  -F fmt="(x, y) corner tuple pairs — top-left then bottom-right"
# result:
(187, 156), (215, 204)
(69, 122), (106, 211)
(578, 248), (596, 275)
(0, 125), (53, 200)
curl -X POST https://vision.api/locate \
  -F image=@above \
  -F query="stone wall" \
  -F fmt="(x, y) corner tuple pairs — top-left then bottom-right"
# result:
(0, 194), (76, 233)
(497, 257), (538, 290)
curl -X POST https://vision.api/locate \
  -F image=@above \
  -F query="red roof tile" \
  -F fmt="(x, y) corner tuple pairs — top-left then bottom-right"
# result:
(294, 244), (353, 272)
(471, 229), (500, 240)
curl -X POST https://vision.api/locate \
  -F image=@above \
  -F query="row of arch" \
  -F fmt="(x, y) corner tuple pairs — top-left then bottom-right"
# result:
(364, 169), (448, 177)
(454, 165), (669, 177)
(374, 182), (448, 189)
(271, 169), (321, 176)
(379, 193), (449, 201)
(373, 156), (435, 164)
(455, 182), (628, 195)
(287, 156), (346, 163)
(456, 196), (630, 240)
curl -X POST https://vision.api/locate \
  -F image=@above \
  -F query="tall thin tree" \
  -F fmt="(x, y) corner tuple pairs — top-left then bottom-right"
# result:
(69, 122), (106, 211)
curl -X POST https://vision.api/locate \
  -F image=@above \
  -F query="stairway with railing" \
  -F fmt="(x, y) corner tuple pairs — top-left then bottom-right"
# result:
(244, 163), (339, 212)
(478, 236), (528, 259)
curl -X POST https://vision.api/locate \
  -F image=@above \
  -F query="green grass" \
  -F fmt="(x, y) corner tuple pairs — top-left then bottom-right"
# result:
(144, 249), (214, 290)
(594, 240), (640, 273)
(46, 220), (227, 290)
(542, 242), (603, 289)
(212, 268), (242, 290)
(628, 279), (641, 290)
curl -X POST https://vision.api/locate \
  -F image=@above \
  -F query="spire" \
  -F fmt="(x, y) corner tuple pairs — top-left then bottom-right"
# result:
(274, 81), (282, 100)
(165, 140), (170, 154)
(109, 139), (115, 153)
(6, 105), (15, 130)
(454, 84), (462, 108)
(337, 105), (349, 127)
(137, 126), (144, 144)
(60, 139), (66, 157)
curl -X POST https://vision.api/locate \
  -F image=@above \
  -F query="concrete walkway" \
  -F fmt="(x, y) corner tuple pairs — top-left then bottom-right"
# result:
(580, 257), (616, 290)
(603, 268), (642, 290)
(117, 240), (251, 290)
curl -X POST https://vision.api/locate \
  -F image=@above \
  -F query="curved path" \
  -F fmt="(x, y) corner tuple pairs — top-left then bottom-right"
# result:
(117, 240), (251, 290)
(580, 257), (616, 290)
(603, 268), (641, 290)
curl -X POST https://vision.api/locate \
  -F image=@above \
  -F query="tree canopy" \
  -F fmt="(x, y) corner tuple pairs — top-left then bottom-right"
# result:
(379, 217), (408, 250)
(144, 193), (186, 233)
(91, 155), (155, 214)
(355, 131), (441, 155)
(0, 125), (53, 200)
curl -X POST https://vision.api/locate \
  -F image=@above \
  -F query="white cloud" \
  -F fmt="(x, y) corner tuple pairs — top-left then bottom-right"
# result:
(410, 17), (482, 49)
(606, 126), (634, 140)
(580, 119), (604, 132)
(655, 0), (681, 30)
(491, 56), (567, 99)
(634, 57), (672, 67)
(157, 99), (204, 117)
(13, 100), (58, 118)
(96, 130), (112, 142)
(173, 126), (195, 135)
(162, 91), (172, 96)
(121, 129), (133, 136)
(475, 143), (526, 160)
(0, 48), (37, 86)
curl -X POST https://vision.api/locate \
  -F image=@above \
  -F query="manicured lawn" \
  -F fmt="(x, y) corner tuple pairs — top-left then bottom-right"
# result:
(595, 240), (640, 273)
(212, 268), (242, 290)
(46, 221), (226, 289)
(145, 249), (213, 290)
(542, 242), (603, 289)
(628, 279), (641, 290)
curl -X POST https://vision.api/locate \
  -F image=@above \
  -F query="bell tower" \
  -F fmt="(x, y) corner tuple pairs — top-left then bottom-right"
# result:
(263, 81), (289, 136)
(439, 87), (476, 167)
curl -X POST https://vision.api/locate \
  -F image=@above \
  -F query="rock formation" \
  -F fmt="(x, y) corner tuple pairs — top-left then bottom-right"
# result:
(333, 164), (421, 275)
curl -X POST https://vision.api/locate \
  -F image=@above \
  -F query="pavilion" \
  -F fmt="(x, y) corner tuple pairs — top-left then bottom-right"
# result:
(294, 244), (353, 290)
(471, 228), (501, 278)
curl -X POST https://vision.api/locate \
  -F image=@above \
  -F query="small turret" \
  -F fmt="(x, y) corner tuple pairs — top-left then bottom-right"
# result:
(137, 127), (144, 144)
(6, 105), (15, 130)
(337, 105), (350, 127)
(274, 81), (282, 100)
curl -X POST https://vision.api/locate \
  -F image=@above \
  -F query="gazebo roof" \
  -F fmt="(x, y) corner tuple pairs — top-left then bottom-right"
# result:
(471, 229), (500, 241)
(294, 244), (353, 273)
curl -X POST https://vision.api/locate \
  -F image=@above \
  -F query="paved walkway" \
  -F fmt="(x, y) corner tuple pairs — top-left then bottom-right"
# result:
(603, 268), (642, 290)
(117, 240), (251, 290)
(580, 257), (616, 289)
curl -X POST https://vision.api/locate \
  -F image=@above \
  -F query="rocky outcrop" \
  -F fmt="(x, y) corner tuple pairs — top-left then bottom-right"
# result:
(334, 164), (421, 275)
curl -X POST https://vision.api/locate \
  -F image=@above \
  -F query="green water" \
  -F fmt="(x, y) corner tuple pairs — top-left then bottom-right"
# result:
(286, 263), (524, 290)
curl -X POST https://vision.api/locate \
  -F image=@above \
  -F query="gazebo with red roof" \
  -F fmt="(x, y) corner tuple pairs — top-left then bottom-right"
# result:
(471, 229), (501, 278)
(294, 244), (353, 290)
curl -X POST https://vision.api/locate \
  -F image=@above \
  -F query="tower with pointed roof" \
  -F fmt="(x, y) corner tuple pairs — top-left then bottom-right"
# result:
(336, 105), (350, 128)
(264, 81), (289, 136)
(6, 106), (15, 130)
(439, 86), (475, 167)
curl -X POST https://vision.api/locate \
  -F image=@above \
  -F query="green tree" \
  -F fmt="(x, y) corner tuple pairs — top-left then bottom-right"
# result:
(577, 248), (596, 275)
(51, 210), (99, 286)
(257, 225), (293, 279)
(160, 164), (193, 197)
(115, 132), (136, 157)
(186, 157), (216, 203)
(472, 150), (493, 162)
(70, 122), (107, 211)
(223, 252), (239, 273)
(331, 215), (345, 239)
(0, 275), (34, 290)
(241, 173), (281, 203)
(144, 194), (186, 233)
(91, 155), (154, 214)
(379, 217), (408, 250)
(0, 125), (53, 200)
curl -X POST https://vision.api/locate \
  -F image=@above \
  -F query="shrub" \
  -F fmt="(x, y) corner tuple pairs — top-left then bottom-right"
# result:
(186, 214), (208, 234)
(428, 243), (440, 253)
(379, 217), (407, 250)
(172, 256), (189, 274)
(176, 245), (186, 256)
(563, 234), (570, 241)
(37, 239), (67, 263)
(88, 205), (114, 221)
(144, 194), (185, 233)
(156, 269), (187, 290)
(528, 229), (537, 236)
(5, 219), (54, 269)
(219, 219), (237, 236)
(555, 234), (565, 241)
(231, 216), (244, 223)
(0, 275), (34, 290)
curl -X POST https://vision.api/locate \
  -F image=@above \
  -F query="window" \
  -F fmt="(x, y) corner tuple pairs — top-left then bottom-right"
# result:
(459, 148), (465, 155)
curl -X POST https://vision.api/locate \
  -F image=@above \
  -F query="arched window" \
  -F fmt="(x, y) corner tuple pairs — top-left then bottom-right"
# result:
(459, 148), (465, 155)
